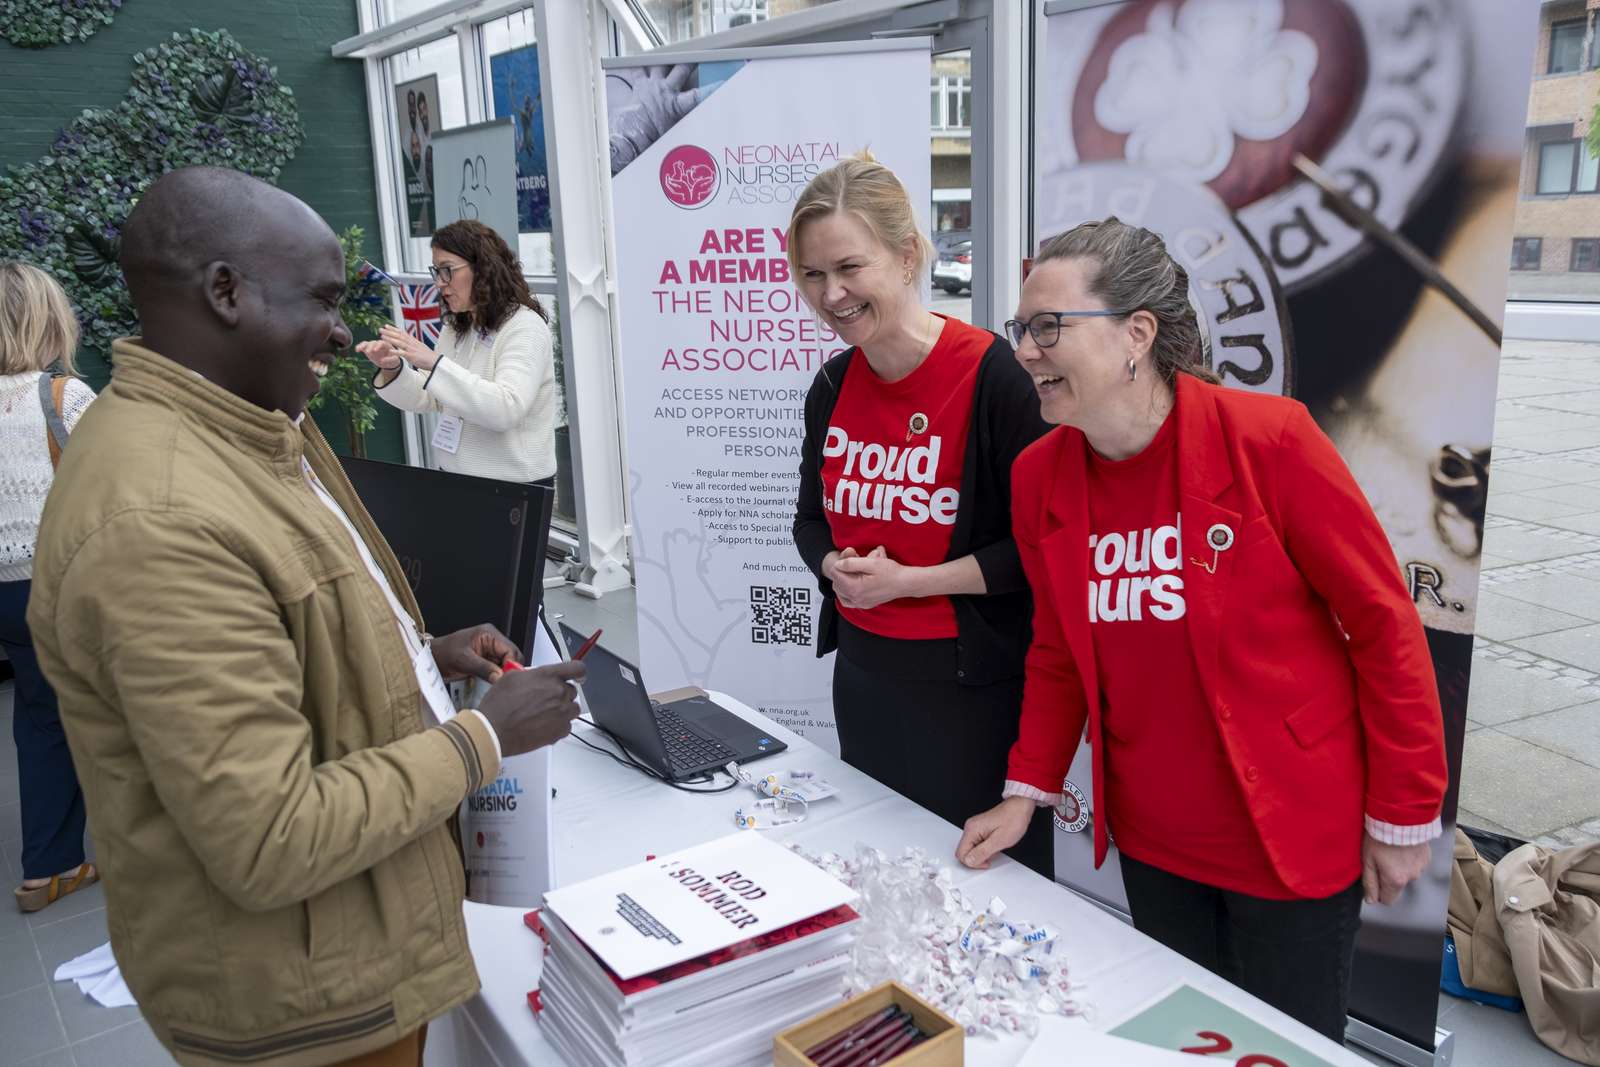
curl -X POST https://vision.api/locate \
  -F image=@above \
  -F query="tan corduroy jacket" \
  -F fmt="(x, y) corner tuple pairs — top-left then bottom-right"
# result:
(27, 341), (501, 1067)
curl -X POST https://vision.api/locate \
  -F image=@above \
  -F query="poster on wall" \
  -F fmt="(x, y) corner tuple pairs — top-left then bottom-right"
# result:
(432, 119), (520, 251)
(394, 75), (440, 237)
(1035, 0), (1537, 1053)
(489, 45), (552, 233)
(606, 42), (931, 754)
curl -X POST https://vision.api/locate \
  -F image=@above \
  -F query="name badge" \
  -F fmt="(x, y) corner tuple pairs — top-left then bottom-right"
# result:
(431, 415), (464, 455)
(414, 644), (457, 725)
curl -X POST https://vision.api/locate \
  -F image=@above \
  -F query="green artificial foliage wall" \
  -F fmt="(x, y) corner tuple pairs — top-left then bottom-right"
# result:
(0, 0), (405, 463)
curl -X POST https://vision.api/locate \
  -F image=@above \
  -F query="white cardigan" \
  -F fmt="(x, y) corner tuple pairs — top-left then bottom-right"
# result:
(1, 371), (97, 582)
(375, 305), (558, 482)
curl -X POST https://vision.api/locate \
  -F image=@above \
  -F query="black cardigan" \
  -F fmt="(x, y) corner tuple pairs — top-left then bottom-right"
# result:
(792, 332), (1051, 685)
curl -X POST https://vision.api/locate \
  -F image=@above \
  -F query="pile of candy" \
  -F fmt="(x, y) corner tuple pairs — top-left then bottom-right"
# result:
(795, 844), (1089, 1038)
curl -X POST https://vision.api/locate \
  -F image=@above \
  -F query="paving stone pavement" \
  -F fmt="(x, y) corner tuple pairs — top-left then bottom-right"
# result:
(1461, 339), (1600, 845)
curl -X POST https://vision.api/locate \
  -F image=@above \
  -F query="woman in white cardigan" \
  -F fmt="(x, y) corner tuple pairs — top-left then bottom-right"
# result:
(360, 219), (559, 485)
(0, 262), (98, 912)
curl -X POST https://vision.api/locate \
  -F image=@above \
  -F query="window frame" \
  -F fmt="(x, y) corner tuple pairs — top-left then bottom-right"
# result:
(1548, 17), (1588, 75)
(1511, 237), (1543, 272)
(1536, 137), (1600, 195)
(1572, 238), (1600, 272)
(931, 72), (972, 132)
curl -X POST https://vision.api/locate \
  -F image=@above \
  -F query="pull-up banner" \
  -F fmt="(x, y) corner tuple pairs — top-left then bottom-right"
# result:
(1036, 0), (1537, 1057)
(604, 40), (932, 754)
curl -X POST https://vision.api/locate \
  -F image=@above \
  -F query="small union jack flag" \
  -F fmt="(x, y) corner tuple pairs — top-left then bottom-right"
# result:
(397, 283), (443, 348)
(357, 259), (400, 290)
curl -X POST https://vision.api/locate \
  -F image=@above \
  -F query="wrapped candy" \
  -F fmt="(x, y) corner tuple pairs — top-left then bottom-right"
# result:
(791, 843), (1090, 1039)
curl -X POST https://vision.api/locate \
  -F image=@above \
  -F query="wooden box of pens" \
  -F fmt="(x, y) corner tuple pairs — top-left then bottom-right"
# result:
(773, 981), (962, 1067)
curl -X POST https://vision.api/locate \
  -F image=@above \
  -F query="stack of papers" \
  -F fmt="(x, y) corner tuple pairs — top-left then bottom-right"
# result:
(533, 833), (860, 1067)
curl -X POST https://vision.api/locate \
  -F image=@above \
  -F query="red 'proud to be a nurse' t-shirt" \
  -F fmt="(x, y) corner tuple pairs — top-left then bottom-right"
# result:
(1087, 411), (1289, 899)
(819, 315), (986, 640)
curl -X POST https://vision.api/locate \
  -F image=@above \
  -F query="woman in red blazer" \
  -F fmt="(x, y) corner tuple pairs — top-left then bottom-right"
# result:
(955, 218), (1448, 1040)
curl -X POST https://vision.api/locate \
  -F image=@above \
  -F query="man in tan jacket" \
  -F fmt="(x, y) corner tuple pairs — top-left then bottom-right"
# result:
(27, 166), (586, 1067)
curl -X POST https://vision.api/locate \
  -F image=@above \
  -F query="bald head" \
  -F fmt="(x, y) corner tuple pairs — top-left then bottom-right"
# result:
(121, 167), (334, 307)
(118, 166), (352, 419)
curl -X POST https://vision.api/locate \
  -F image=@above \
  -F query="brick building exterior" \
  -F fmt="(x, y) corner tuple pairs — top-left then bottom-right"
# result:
(1512, 0), (1600, 301)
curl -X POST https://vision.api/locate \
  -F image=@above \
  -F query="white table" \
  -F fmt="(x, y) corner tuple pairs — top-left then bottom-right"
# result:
(430, 693), (1374, 1067)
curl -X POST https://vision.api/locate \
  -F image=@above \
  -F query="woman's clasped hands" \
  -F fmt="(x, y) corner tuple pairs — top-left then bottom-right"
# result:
(826, 545), (912, 610)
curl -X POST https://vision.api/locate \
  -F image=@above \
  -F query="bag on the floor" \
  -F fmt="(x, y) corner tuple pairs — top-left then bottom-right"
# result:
(1494, 840), (1600, 1065)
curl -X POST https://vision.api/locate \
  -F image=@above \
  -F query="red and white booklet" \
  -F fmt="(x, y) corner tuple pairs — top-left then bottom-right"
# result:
(540, 832), (858, 979)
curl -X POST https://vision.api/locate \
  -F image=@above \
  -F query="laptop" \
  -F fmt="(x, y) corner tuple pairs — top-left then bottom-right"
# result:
(558, 623), (787, 781)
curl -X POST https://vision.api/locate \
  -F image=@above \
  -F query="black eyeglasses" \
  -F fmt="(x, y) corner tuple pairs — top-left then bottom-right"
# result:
(427, 262), (466, 284)
(1004, 309), (1129, 349)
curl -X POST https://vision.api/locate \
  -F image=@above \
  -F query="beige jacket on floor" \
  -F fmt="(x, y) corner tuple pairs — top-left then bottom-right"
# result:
(27, 341), (501, 1067)
(1451, 828), (1600, 1064)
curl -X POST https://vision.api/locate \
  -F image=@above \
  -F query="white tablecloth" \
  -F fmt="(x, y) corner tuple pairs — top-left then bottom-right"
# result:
(436, 692), (1374, 1067)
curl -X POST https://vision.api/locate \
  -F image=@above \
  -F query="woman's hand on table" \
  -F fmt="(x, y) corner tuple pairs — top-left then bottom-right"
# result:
(956, 796), (1036, 870)
(831, 546), (912, 610)
(378, 323), (441, 371)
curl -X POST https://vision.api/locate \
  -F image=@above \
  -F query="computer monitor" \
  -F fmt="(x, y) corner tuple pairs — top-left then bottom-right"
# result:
(337, 456), (554, 655)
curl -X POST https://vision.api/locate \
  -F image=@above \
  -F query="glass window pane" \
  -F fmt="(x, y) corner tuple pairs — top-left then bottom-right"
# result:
(930, 78), (941, 127)
(481, 9), (556, 277)
(378, 0), (446, 25)
(1540, 140), (1577, 194)
(386, 38), (469, 272)
(636, 0), (838, 44)
(1580, 142), (1600, 192)
(1550, 20), (1586, 74)
(931, 50), (973, 325)
(534, 287), (578, 528)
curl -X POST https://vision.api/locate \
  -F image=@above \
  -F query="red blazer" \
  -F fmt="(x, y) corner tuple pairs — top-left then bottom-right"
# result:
(1007, 375), (1447, 897)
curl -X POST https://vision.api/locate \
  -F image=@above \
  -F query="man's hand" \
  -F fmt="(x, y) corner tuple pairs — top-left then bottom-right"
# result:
(433, 624), (521, 684)
(477, 661), (588, 757)
(1361, 834), (1431, 905)
(956, 796), (1037, 870)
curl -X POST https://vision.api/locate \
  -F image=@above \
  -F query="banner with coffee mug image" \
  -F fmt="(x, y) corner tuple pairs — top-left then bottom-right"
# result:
(1037, 0), (1537, 1056)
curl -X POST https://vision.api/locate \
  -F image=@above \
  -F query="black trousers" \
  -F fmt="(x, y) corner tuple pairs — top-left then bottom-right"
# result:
(832, 617), (1053, 877)
(0, 580), (87, 880)
(1119, 852), (1364, 1042)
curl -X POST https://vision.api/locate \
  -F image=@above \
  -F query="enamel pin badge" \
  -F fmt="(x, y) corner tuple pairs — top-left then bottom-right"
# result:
(1192, 522), (1235, 574)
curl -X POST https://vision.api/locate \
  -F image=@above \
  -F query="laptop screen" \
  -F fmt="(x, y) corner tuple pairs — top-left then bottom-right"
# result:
(558, 623), (670, 774)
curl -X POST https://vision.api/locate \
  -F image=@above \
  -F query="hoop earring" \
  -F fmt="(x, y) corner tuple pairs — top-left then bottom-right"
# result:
(1127, 356), (1138, 383)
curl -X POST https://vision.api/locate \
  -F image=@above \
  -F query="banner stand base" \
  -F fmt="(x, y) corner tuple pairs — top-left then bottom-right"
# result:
(574, 556), (630, 600)
(1344, 1018), (1454, 1067)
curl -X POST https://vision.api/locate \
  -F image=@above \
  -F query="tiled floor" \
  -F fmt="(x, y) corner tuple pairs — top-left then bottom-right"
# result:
(2, 338), (1598, 1065)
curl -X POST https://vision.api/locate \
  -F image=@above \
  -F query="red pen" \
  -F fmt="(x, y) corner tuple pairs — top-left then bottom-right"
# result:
(571, 627), (603, 661)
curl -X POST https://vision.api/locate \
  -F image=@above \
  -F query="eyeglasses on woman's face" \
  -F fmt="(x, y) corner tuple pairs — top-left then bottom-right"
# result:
(1003, 309), (1130, 349)
(427, 260), (468, 285)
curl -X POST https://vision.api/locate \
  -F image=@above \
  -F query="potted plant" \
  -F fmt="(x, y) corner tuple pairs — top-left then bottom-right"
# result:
(307, 225), (390, 457)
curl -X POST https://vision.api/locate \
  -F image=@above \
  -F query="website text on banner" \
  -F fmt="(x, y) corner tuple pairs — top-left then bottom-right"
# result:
(1034, 0), (1536, 1055)
(606, 45), (932, 755)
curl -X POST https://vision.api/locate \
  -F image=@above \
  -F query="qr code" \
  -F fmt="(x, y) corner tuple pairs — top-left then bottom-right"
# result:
(750, 585), (813, 646)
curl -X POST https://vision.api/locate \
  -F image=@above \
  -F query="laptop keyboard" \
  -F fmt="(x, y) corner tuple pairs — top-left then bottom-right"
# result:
(652, 704), (736, 771)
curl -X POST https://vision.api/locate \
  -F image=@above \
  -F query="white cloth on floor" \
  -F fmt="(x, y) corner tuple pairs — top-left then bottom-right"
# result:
(53, 940), (135, 1008)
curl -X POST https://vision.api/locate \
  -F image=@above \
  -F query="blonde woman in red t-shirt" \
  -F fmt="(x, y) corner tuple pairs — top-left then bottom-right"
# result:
(790, 153), (1053, 875)
(955, 218), (1448, 1039)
